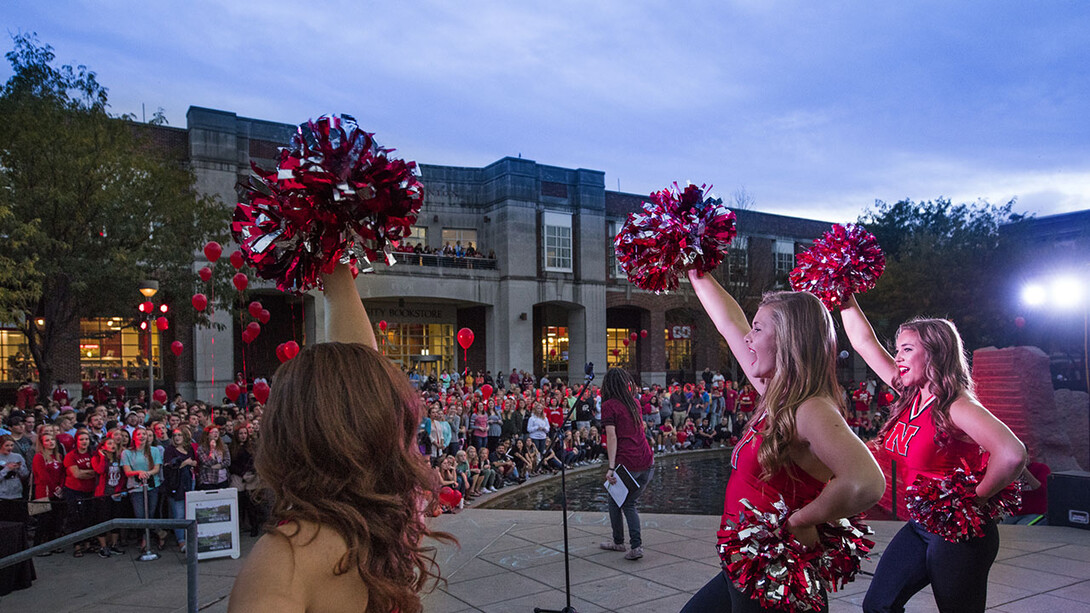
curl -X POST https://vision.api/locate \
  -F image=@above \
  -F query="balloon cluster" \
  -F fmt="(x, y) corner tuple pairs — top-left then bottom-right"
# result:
(906, 466), (1022, 543)
(614, 182), (737, 293)
(717, 499), (875, 611)
(232, 114), (424, 293)
(789, 224), (885, 311)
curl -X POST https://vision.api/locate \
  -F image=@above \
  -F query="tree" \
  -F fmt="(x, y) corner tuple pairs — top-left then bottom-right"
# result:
(0, 34), (227, 394)
(855, 197), (1026, 352)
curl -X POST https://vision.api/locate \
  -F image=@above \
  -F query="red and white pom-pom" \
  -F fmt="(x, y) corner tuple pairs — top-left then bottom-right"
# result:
(980, 478), (1023, 523)
(614, 182), (736, 293)
(716, 499), (825, 612)
(817, 515), (875, 592)
(789, 224), (885, 310)
(231, 114), (423, 293)
(906, 466), (1020, 542)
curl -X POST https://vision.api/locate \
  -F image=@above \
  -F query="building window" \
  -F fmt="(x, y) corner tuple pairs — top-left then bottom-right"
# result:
(541, 326), (569, 375)
(543, 212), (573, 272)
(728, 236), (749, 277)
(403, 226), (427, 249)
(377, 322), (454, 376)
(774, 240), (796, 276)
(441, 228), (478, 254)
(665, 325), (693, 371)
(606, 327), (634, 369)
(0, 329), (34, 383)
(80, 317), (160, 381)
(607, 220), (624, 278)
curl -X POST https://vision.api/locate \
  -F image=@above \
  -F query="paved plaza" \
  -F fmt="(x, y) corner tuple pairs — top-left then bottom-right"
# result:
(4, 503), (1090, 612)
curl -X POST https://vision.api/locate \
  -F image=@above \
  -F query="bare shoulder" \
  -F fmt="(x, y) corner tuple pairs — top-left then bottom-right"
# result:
(228, 532), (304, 612)
(794, 396), (846, 431)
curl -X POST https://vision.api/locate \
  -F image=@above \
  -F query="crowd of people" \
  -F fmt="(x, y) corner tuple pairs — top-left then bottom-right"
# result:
(0, 392), (264, 559)
(393, 239), (496, 260)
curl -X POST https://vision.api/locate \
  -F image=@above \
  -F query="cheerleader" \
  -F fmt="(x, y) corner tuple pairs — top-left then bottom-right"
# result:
(840, 295), (1026, 613)
(682, 272), (884, 612)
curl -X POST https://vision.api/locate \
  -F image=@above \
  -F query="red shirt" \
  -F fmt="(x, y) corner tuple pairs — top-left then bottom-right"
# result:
(545, 405), (564, 428)
(63, 450), (97, 492)
(722, 415), (825, 521)
(882, 394), (984, 489)
(32, 454), (65, 499)
(600, 398), (653, 472)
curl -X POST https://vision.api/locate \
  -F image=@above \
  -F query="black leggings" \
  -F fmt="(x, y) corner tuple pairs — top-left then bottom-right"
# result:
(863, 520), (999, 613)
(681, 569), (828, 613)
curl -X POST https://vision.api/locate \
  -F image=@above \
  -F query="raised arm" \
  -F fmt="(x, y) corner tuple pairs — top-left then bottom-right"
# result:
(320, 264), (378, 350)
(687, 269), (766, 394)
(839, 294), (898, 388)
(950, 396), (1027, 500)
(786, 397), (886, 545)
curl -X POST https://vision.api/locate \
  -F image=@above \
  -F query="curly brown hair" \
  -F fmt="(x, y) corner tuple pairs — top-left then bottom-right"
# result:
(256, 342), (453, 613)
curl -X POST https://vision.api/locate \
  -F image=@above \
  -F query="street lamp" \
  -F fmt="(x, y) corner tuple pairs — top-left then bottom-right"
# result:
(138, 281), (159, 407)
(1022, 274), (1089, 468)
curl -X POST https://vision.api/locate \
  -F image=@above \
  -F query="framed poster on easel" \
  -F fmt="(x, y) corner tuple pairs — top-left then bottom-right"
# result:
(185, 487), (241, 560)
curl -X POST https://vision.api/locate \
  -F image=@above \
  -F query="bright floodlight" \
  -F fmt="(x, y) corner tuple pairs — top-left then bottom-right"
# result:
(1022, 283), (1047, 307)
(1052, 277), (1084, 309)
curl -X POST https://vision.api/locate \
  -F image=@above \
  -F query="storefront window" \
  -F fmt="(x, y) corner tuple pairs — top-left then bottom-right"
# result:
(665, 324), (693, 371)
(378, 322), (454, 376)
(0, 329), (35, 383)
(541, 326), (569, 375)
(80, 317), (159, 381)
(606, 327), (634, 369)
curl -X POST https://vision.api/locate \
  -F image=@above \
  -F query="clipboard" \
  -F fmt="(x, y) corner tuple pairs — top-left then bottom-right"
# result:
(604, 464), (641, 506)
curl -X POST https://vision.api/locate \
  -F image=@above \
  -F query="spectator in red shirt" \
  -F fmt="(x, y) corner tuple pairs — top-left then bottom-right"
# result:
(63, 431), (98, 556)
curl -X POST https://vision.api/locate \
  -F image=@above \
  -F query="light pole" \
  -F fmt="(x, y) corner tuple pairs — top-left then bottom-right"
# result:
(1022, 275), (1089, 468)
(138, 280), (159, 407)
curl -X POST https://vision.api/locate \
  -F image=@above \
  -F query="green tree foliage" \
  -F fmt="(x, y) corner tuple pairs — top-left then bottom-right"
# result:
(0, 33), (228, 391)
(856, 197), (1026, 352)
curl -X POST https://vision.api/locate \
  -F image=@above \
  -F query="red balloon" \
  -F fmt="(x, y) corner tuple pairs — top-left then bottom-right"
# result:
(198, 266), (212, 282)
(549, 349), (557, 357)
(246, 321), (261, 333)
(622, 339), (629, 347)
(153, 389), (167, 404)
(253, 381), (270, 404)
(248, 301), (263, 318)
(225, 383), (241, 402)
(630, 332), (638, 341)
(457, 328), (474, 350)
(640, 329), (648, 338)
(480, 384), (493, 401)
(610, 349), (620, 357)
(884, 391), (894, 403)
(155, 316), (169, 331)
(378, 320), (388, 332)
(230, 250), (245, 270)
(232, 273), (249, 292)
(241, 329), (256, 344)
(276, 343), (288, 363)
(191, 293), (208, 312)
(283, 340), (300, 359)
(139, 301), (153, 314)
(1014, 316), (1026, 328)
(170, 341), (183, 356)
(203, 241), (223, 263)
(258, 308), (271, 324)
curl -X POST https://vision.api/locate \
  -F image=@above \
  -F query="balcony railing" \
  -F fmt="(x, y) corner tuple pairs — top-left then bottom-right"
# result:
(391, 252), (498, 271)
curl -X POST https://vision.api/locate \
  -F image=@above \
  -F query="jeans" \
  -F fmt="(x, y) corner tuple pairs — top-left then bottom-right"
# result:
(531, 437), (549, 456)
(130, 485), (160, 519)
(169, 496), (187, 543)
(863, 520), (999, 613)
(607, 467), (653, 549)
(681, 570), (828, 612)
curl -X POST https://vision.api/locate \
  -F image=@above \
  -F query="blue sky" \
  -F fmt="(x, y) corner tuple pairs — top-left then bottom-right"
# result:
(3, 0), (1088, 221)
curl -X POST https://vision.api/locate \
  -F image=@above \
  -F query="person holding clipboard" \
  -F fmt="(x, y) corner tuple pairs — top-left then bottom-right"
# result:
(600, 368), (654, 561)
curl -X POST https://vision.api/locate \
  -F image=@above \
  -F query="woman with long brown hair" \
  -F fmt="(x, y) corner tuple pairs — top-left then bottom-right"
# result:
(31, 430), (66, 551)
(841, 295), (1026, 613)
(91, 430), (127, 557)
(229, 264), (450, 613)
(598, 367), (654, 561)
(681, 272), (885, 612)
(122, 425), (164, 550)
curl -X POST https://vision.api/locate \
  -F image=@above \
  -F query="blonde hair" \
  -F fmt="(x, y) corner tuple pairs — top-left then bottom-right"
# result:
(877, 318), (974, 446)
(754, 292), (845, 479)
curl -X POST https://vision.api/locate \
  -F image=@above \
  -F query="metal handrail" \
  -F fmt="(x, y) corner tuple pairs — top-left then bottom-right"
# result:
(0, 518), (199, 613)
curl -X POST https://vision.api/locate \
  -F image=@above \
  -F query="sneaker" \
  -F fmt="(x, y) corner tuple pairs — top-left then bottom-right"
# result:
(109, 546), (125, 556)
(625, 547), (644, 560)
(98, 548), (111, 559)
(599, 542), (626, 552)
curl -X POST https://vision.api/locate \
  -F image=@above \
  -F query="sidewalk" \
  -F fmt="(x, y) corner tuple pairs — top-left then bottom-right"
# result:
(3, 510), (1090, 612)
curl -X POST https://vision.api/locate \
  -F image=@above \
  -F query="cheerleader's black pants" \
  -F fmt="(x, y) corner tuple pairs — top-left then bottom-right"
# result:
(863, 520), (999, 613)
